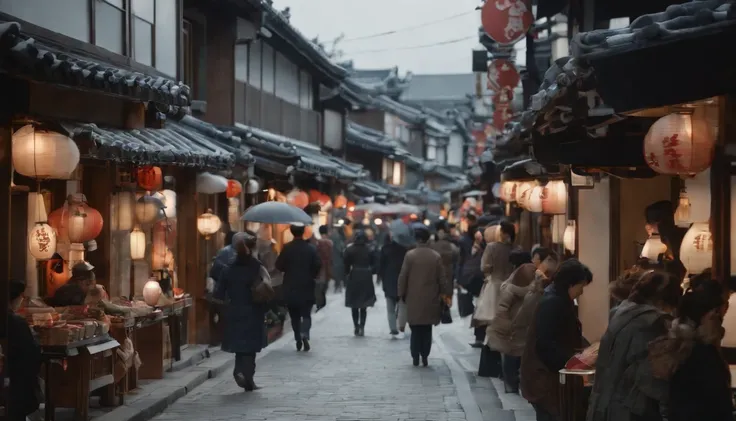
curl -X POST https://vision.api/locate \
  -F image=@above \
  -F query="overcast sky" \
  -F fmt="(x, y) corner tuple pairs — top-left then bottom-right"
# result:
(284, 0), (482, 75)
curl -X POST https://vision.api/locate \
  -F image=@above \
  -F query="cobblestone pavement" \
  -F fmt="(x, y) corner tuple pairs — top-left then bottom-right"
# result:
(151, 289), (480, 421)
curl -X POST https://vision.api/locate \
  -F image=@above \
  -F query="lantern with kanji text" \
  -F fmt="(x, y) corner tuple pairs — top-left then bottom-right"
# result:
(493, 106), (513, 131)
(680, 222), (713, 275)
(481, 0), (533, 45)
(29, 223), (57, 261)
(643, 109), (715, 175)
(487, 60), (521, 91)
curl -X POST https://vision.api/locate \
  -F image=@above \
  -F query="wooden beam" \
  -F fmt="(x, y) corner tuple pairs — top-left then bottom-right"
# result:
(175, 169), (203, 343)
(712, 95), (734, 281)
(83, 165), (114, 292)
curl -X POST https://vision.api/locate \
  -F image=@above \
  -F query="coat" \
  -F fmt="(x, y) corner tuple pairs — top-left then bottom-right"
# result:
(331, 229), (347, 282)
(458, 243), (484, 296)
(520, 285), (583, 416)
(397, 243), (453, 326)
(587, 300), (671, 421)
(4, 311), (41, 418)
(476, 241), (516, 325)
(210, 245), (236, 284)
(431, 237), (460, 284)
(485, 263), (538, 356)
(316, 238), (333, 282)
(344, 234), (377, 308)
(275, 238), (321, 306)
(379, 241), (409, 299)
(215, 255), (269, 354)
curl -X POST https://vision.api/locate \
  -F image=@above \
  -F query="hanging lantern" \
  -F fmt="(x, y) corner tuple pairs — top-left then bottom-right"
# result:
(334, 195), (348, 208)
(137, 166), (163, 191)
(526, 186), (544, 212)
(551, 215), (566, 244)
(226, 180), (242, 198)
(12, 125), (80, 179)
(493, 105), (513, 131)
(245, 179), (260, 194)
(142, 280), (162, 306)
(643, 109), (715, 175)
(674, 190), (692, 228)
(196, 172), (228, 194)
(112, 191), (135, 231)
(680, 222), (713, 275)
(515, 181), (536, 209)
(159, 190), (177, 219)
(28, 222), (57, 261)
(197, 209), (222, 239)
(481, 0), (533, 45)
(563, 220), (576, 253)
(151, 248), (174, 271)
(641, 234), (667, 263)
(487, 59), (521, 92)
(130, 227), (146, 260)
(64, 195), (104, 243)
(542, 180), (568, 215)
(286, 190), (309, 209)
(347, 201), (356, 212)
(136, 194), (165, 224)
(309, 190), (322, 204)
(501, 181), (517, 202)
(68, 243), (85, 267)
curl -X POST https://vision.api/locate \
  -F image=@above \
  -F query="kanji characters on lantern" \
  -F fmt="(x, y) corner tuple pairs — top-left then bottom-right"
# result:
(481, 0), (533, 45)
(644, 109), (715, 175)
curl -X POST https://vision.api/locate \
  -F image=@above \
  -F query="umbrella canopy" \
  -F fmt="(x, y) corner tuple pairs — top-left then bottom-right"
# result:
(375, 203), (421, 215)
(241, 201), (312, 224)
(354, 203), (389, 213)
(389, 220), (415, 248)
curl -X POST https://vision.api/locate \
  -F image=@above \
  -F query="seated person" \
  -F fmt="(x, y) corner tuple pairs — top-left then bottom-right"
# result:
(47, 262), (96, 307)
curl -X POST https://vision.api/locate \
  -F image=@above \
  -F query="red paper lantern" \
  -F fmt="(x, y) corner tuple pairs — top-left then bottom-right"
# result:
(226, 180), (242, 198)
(487, 60), (521, 92)
(492, 86), (514, 106)
(137, 166), (163, 191)
(481, 0), (534, 45)
(643, 110), (715, 175)
(286, 190), (309, 209)
(48, 196), (104, 243)
(493, 106), (514, 130)
(309, 190), (322, 204)
(347, 201), (356, 211)
(334, 195), (348, 208)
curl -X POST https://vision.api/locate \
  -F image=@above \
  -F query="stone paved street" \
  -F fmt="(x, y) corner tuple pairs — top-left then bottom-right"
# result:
(150, 289), (482, 421)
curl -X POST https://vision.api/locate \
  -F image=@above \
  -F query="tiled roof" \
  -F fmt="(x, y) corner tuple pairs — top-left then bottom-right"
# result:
(0, 22), (191, 107)
(346, 123), (410, 158)
(400, 73), (479, 103)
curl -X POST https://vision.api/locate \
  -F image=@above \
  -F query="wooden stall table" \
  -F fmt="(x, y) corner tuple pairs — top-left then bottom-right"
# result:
(164, 296), (192, 362)
(109, 317), (136, 402)
(42, 335), (120, 421)
(132, 311), (167, 380)
(558, 369), (594, 421)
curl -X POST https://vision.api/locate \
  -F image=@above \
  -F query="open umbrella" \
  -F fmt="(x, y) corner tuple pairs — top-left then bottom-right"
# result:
(389, 220), (415, 248)
(241, 201), (312, 224)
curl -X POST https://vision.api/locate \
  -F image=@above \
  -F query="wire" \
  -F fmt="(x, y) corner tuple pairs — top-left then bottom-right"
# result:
(345, 36), (475, 55)
(336, 10), (476, 43)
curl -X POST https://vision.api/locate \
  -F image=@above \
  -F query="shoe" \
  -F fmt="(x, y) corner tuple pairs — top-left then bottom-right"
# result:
(390, 333), (398, 340)
(234, 373), (247, 388)
(358, 327), (365, 337)
(422, 357), (428, 367)
(470, 341), (484, 349)
(397, 331), (406, 340)
(412, 356), (420, 367)
(354, 327), (360, 336)
(244, 380), (261, 392)
(302, 339), (310, 352)
(296, 340), (303, 351)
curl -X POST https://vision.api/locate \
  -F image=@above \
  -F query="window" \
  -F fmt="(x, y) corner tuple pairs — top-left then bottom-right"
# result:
(131, 0), (154, 66)
(274, 51), (300, 105)
(382, 158), (405, 186)
(248, 41), (262, 88)
(323, 110), (343, 150)
(427, 145), (437, 160)
(299, 71), (312, 109)
(1, 0), (90, 42)
(95, 0), (125, 54)
(154, 0), (178, 77)
(262, 43), (275, 93)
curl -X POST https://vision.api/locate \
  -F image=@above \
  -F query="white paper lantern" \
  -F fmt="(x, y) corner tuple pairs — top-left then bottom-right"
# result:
(159, 190), (177, 219)
(130, 227), (146, 260)
(515, 181), (536, 208)
(136, 195), (164, 224)
(196, 172), (228, 194)
(28, 222), (57, 260)
(12, 125), (80, 179)
(542, 180), (568, 215)
(112, 192), (135, 231)
(197, 209), (222, 239)
(501, 181), (517, 202)
(641, 234), (667, 262)
(246, 179), (260, 194)
(151, 248), (174, 271)
(142, 280), (162, 306)
(526, 186), (544, 212)
(551, 214), (566, 244)
(674, 190), (692, 228)
(644, 109), (715, 175)
(563, 220), (576, 252)
(680, 222), (713, 275)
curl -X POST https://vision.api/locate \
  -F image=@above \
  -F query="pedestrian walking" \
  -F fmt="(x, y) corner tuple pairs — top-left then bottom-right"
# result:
(208, 231), (237, 345)
(344, 230), (377, 336)
(520, 259), (592, 421)
(398, 226), (453, 367)
(276, 223), (321, 351)
(587, 270), (681, 421)
(430, 221), (460, 290)
(214, 232), (270, 391)
(649, 280), (733, 421)
(457, 227), (486, 347)
(315, 225), (333, 310)
(379, 230), (412, 339)
(331, 223), (348, 293)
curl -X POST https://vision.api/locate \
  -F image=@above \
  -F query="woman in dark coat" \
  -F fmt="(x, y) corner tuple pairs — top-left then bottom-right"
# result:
(344, 230), (377, 336)
(215, 231), (269, 391)
(331, 225), (347, 293)
(379, 234), (411, 337)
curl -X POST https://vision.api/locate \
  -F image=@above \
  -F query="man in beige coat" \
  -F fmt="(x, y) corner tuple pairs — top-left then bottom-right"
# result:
(398, 227), (453, 367)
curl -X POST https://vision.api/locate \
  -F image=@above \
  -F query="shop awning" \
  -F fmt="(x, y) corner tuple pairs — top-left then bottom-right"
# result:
(352, 180), (391, 197)
(0, 21), (191, 107)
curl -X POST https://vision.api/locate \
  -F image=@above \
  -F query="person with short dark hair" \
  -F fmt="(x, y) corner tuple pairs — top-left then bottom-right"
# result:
(398, 226), (453, 367)
(276, 223), (322, 352)
(2, 279), (42, 420)
(379, 229), (413, 338)
(315, 225), (333, 311)
(47, 262), (96, 306)
(520, 259), (592, 420)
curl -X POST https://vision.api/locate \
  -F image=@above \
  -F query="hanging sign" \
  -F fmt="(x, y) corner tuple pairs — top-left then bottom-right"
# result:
(492, 86), (514, 106)
(493, 105), (513, 130)
(481, 0), (534, 46)
(487, 60), (521, 92)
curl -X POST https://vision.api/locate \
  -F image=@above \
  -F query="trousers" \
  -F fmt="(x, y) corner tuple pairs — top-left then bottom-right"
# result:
(502, 354), (521, 393)
(287, 303), (313, 341)
(351, 308), (367, 327)
(385, 297), (399, 333)
(409, 324), (433, 358)
(233, 352), (256, 381)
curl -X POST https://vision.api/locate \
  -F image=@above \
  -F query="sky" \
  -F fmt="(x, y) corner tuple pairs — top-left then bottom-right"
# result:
(284, 0), (482, 75)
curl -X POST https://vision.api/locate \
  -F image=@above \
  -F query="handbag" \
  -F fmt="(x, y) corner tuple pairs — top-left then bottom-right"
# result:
(458, 289), (475, 318)
(440, 301), (453, 324)
(251, 265), (275, 304)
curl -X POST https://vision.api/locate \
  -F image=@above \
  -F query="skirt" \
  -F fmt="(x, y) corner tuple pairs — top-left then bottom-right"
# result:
(344, 267), (377, 308)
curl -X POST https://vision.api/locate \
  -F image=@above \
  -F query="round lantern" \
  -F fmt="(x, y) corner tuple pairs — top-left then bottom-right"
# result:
(515, 181), (536, 209)
(309, 190), (322, 204)
(12, 125), (80, 179)
(226, 180), (242, 198)
(137, 166), (163, 191)
(142, 280), (162, 306)
(151, 248), (174, 271)
(501, 181), (517, 202)
(197, 209), (222, 239)
(643, 109), (715, 175)
(541, 180), (568, 215)
(67, 206), (104, 244)
(112, 191), (135, 231)
(493, 106), (513, 131)
(28, 222), (57, 260)
(319, 194), (332, 211)
(136, 195), (165, 224)
(196, 172), (228, 194)
(563, 220), (576, 252)
(335, 195), (348, 208)
(674, 190), (692, 228)
(130, 227), (146, 260)
(481, 0), (533, 45)
(286, 190), (309, 209)
(347, 201), (356, 212)
(680, 222), (713, 275)
(245, 179), (260, 194)
(159, 190), (177, 219)
(526, 186), (544, 212)
(487, 59), (521, 92)
(641, 234), (667, 263)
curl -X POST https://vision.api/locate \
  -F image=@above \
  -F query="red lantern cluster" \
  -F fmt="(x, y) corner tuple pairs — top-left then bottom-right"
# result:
(137, 166), (163, 191)
(226, 179), (242, 198)
(48, 195), (104, 243)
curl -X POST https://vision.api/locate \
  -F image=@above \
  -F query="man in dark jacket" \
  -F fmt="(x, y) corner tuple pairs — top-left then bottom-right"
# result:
(3, 279), (42, 420)
(379, 234), (411, 338)
(276, 223), (321, 352)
